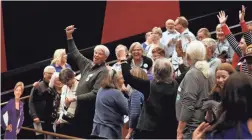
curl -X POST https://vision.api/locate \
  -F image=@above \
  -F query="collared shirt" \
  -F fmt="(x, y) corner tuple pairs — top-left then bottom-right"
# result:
(160, 30), (180, 57)
(178, 28), (196, 52)
(142, 42), (152, 55)
(214, 39), (234, 62)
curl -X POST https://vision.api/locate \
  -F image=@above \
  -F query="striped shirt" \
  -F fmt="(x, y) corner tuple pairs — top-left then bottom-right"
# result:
(222, 24), (252, 77)
(128, 90), (144, 129)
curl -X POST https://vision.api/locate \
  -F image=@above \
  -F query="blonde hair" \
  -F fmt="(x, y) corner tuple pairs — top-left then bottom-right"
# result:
(115, 44), (128, 58)
(152, 27), (162, 37)
(130, 67), (149, 80)
(14, 82), (24, 92)
(197, 28), (211, 38)
(186, 41), (210, 78)
(51, 49), (66, 65)
(129, 42), (144, 55)
(202, 38), (217, 53)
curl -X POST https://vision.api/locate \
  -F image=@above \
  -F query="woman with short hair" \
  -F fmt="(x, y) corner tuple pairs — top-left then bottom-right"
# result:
(128, 42), (153, 73)
(91, 70), (128, 139)
(118, 46), (178, 138)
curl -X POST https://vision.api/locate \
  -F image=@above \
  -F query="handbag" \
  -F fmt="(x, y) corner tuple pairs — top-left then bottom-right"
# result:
(62, 109), (75, 123)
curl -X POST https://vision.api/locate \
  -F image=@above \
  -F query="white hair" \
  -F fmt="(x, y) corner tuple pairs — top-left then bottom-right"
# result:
(153, 58), (173, 83)
(51, 49), (66, 65)
(202, 38), (217, 53)
(186, 40), (210, 78)
(94, 45), (110, 57)
(129, 42), (144, 55)
(115, 44), (128, 58)
(44, 66), (56, 73)
(49, 72), (59, 88)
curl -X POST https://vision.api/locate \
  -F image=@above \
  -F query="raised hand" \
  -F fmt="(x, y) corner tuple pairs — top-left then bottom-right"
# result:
(217, 11), (228, 24)
(239, 5), (246, 22)
(65, 25), (76, 39)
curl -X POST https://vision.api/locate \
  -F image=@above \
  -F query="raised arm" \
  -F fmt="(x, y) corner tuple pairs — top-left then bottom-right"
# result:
(65, 25), (92, 72)
(239, 5), (252, 45)
(217, 11), (243, 57)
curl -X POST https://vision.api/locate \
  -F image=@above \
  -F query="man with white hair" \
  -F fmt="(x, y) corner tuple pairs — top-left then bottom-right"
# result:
(160, 19), (180, 58)
(64, 25), (109, 138)
(202, 38), (222, 77)
(29, 65), (56, 139)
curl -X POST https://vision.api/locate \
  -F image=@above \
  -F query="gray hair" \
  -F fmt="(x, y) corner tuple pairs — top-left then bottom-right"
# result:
(94, 45), (110, 57)
(49, 72), (59, 88)
(44, 66), (56, 73)
(115, 44), (128, 58)
(153, 58), (173, 83)
(186, 40), (210, 78)
(202, 38), (217, 53)
(129, 42), (144, 55)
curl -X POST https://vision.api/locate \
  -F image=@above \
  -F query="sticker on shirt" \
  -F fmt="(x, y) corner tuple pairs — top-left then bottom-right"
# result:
(143, 63), (148, 68)
(176, 94), (181, 101)
(86, 74), (94, 81)
(178, 86), (181, 92)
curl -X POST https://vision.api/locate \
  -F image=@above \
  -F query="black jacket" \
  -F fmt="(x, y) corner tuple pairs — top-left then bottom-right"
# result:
(127, 55), (153, 71)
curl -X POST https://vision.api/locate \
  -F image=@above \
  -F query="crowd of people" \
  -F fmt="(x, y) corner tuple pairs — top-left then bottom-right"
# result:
(1, 5), (252, 139)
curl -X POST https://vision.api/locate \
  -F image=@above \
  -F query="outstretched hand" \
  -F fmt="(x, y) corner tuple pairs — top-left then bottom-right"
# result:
(217, 11), (228, 25)
(239, 5), (246, 22)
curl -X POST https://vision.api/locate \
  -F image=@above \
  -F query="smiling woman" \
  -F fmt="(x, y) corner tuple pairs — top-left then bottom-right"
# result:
(127, 42), (153, 72)
(1, 82), (25, 139)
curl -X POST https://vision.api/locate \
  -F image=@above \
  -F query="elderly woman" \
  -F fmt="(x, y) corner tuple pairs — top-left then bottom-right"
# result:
(176, 41), (213, 139)
(127, 42), (153, 73)
(91, 69), (128, 139)
(193, 73), (252, 139)
(118, 47), (178, 139)
(51, 49), (71, 72)
(1, 82), (24, 139)
(147, 27), (166, 58)
(112, 44), (129, 72)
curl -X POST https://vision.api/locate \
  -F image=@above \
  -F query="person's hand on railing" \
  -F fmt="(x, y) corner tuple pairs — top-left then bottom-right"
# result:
(16, 129), (20, 135)
(239, 5), (246, 22)
(33, 117), (40, 123)
(217, 11), (228, 25)
(6, 124), (12, 132)
(65, 25), (76, 40)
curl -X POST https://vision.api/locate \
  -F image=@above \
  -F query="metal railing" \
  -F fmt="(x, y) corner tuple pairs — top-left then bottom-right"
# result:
(1, 95), (30, 106)
(21, 127), (83, 139)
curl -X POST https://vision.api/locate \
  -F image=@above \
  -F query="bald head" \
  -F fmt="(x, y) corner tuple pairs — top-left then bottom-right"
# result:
(165, 19), (175, 32)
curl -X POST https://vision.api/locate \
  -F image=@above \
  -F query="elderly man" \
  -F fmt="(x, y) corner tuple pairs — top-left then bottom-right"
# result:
(202, 38), (222, 78)
(65, 25), (109, 138)
(160, 19), (180, 58)
(29, 66), (56, 139)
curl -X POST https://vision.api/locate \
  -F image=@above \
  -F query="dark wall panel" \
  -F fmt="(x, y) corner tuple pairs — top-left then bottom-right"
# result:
(180, 1), (252, 37)
(2, 1), (106, 70)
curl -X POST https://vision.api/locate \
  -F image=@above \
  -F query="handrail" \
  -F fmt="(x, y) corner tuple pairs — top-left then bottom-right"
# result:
(1, 95), (30, 106)
(1, 9), (235, 78)
(21, 126), (84, 139)
(1, 59), (118, 96)
(209, 20), (252, 35)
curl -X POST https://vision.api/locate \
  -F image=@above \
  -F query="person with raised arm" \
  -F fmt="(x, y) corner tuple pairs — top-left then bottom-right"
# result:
(217, 6), (252, 77)
(64, 25), (109, 138)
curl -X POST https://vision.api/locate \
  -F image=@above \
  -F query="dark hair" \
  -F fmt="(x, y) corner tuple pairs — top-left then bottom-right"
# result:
(152, 47), (165, 57)
(59, 68), (75, 84)
(209, 73), (252, 138)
